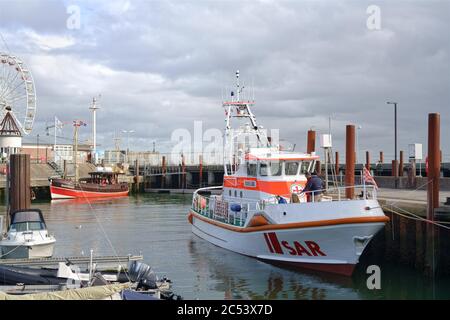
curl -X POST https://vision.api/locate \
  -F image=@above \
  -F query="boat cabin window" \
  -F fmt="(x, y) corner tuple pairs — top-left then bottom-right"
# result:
(269, 161), (282, 176)
(285, 161), (299, 175)
(9, 221), (45, 232)
(259, 162), (269, 176)
(300, 161), (313, 174)
(247, 163), (257, 177)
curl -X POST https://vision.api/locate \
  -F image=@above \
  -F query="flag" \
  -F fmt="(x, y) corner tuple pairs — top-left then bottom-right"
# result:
(73, 120), (87, 127)
(55, 116), (64, 131)
(363, 166), (378, 189)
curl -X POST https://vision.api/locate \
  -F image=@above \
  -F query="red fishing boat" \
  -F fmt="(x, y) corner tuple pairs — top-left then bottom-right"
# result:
(50, 120), (129, 199)
(50, 171), (129, 199)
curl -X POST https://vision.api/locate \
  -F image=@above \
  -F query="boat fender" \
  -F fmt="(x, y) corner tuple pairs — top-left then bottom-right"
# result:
(200, 198), (207, 209)
(230, 204), (241, 212)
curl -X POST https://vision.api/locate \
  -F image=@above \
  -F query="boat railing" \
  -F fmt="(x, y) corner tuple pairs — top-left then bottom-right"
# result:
(191, 184), (377, 225)
(260, 184), (378, 208)
(192, 187), (256, 227)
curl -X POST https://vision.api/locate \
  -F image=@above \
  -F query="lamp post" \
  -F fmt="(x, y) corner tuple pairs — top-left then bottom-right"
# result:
(387, 101), (398, 188)
(122, 130), (135, 163)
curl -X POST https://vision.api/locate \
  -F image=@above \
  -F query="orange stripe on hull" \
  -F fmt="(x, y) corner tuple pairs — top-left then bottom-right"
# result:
(188, 210), (389, 233)
(50, 186), (129, 199)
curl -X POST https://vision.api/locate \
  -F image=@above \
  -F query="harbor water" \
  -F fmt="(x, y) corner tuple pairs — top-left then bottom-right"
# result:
(3, 193), (450, 300)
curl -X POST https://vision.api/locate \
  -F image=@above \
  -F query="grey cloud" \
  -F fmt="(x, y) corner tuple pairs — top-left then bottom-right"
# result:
(2, 0), (448, 161)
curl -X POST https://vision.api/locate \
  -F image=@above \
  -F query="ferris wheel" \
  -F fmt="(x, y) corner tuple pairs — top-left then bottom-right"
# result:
(0, 52), (36, 135)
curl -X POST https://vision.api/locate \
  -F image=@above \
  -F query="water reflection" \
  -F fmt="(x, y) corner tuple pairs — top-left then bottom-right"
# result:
(187, 238), (361, 300)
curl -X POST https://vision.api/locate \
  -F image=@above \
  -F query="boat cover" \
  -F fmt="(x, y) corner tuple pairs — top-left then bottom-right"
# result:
(120, 289), (159, 300)
(10, 209), (45, 224)
(0, 283), (131, 300)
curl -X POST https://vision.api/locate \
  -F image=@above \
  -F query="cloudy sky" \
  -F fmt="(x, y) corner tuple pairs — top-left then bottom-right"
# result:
(0, 0), (449, 162)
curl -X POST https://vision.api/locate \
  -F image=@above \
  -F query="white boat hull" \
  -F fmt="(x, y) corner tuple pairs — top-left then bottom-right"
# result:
(1, 240), (55, 259)
(189, 199), (388, 276)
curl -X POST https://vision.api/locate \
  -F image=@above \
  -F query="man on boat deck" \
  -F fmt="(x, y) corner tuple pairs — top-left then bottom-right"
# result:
(301, 172), (324, 202)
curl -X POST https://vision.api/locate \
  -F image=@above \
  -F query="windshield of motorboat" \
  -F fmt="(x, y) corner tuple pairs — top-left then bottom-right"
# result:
(9, 221), (46, 232)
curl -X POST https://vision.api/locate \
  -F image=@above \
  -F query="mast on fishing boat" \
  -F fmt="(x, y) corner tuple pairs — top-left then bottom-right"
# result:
(72, 120), (86, 183)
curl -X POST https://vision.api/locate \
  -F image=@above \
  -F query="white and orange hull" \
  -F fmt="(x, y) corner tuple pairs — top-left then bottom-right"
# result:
(188, 199), (388, 276)
(50, 185), (129, 199)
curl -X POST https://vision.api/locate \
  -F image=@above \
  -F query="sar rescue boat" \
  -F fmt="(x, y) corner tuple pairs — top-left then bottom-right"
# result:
(188, 71), (389, 276)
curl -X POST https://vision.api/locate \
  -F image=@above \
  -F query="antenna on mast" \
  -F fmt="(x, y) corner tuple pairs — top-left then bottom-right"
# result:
(236, 70), (240, 101)
(89, 95), (101, 165)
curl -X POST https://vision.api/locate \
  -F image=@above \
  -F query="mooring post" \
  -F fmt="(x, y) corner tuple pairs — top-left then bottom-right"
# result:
(345, 125), (355, 199)
(135, 159), (139, 192)
(392, 160), (398, 178)
(63, 159), (67, 179)
(427, 113), (440, 220)
(315, 160), (321, 175)
(399, 150), (404, 177)
(335, 151), (340, 176)
(9, 154), (31, 214)
(161, 156), (166, 189)
(425, 113), (440, 277)
(365, 151), (370, 171)
(307, 130), (316, 154)
(181, 154), (186, 189)
(199, 155), (203, 188)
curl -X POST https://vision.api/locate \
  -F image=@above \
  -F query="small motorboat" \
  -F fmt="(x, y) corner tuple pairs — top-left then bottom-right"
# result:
(0, 209), (56, 260)
(0, 261), (181, 300)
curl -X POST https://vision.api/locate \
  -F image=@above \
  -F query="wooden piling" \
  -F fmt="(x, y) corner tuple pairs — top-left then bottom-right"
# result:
(345, 125), (355, 199)
(199, 155), (203, 187)
(392, 160), (398, 177)
(161, 156), (166, 188)
(425, 113), (440, 277)
(365, 151), (370, 171)
(335, 151), (339, 175)
(315, 160), (321, 175)
(427, 113), (440, 219)
(63, 160), (67, 179)
(135, 159), (139, 192)
(399, 150), (404, 177)
(307, 130), (316, 154)
(181, 154), (186, 189)
(9, 154), (31, 214)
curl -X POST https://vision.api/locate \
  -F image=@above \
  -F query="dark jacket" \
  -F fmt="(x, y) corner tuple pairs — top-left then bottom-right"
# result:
(303, 175), (324, 195)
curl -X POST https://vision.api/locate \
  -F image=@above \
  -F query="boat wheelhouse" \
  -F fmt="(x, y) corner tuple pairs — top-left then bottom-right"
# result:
(188, 71), (388, 276)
